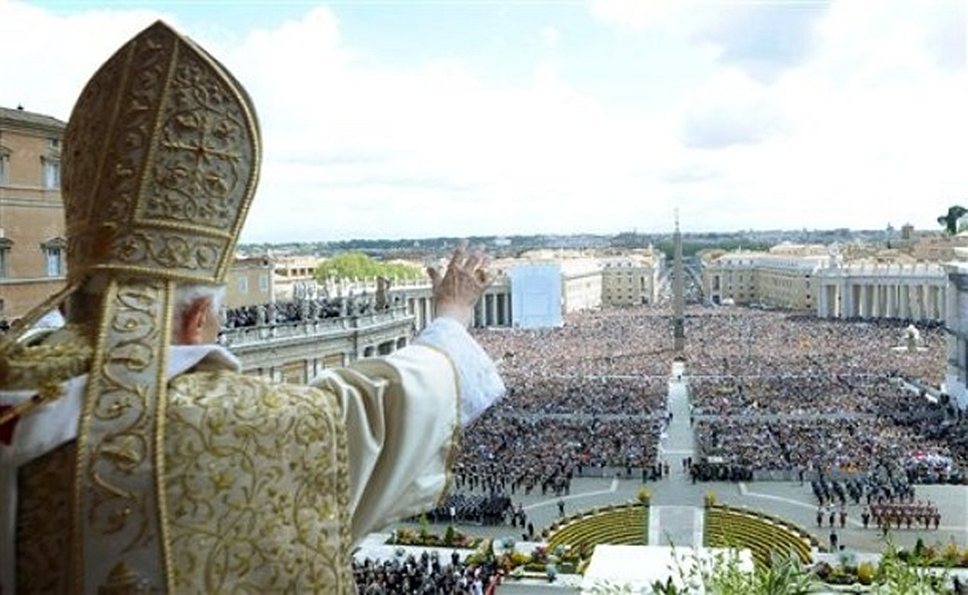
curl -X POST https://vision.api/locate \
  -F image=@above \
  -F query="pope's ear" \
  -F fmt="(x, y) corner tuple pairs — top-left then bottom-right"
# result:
(175, 297), (212, 345)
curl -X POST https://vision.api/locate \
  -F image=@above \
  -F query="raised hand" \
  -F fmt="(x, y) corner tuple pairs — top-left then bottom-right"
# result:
(427, 240), (492, 328)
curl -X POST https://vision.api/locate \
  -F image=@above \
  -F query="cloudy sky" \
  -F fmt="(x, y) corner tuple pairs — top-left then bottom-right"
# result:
(1, 0), (965, 242)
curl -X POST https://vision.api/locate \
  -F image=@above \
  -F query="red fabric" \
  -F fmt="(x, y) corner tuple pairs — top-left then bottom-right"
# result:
(0, 405), (19, 446)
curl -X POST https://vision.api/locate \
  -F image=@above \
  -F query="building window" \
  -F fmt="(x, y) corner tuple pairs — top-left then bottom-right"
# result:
(46, 247), (63, 276)
(41, 157), (60, 189)
(40, 237), (65, 277)
(238, 276), (248, 293)
(0, 146), (9, 185)
(0, 238), (11, 278)
(259, 273), (269, 292)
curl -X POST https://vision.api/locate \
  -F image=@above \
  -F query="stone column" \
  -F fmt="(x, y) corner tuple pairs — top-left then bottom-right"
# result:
(933, 286), (943, 321)
(938, 285), (946, 322)
(487, 294), (497, 327)
(887, 284), (897, 319)
(474, 298), (485, 328)
(900, 285), (911, 319)
(817, 282), (827, 318)
(506, 293), (513, 326)
(916, 285), (926, 321)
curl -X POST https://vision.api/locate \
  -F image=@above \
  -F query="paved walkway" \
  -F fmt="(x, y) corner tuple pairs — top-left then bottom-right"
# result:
(650, 364), (704, 547)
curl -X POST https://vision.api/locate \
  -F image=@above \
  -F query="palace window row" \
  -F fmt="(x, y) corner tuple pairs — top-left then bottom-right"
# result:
(0, 142), (61, 189)
(0, 237), (66, 279)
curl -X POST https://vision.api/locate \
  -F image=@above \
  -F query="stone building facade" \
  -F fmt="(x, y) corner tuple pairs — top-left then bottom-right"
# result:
(0, 106), (67, 320)
(601, 252), (661, 306)
(944, 262), (968, 410)
(702, 245), (828, 310)
(225, 256), (274, 308)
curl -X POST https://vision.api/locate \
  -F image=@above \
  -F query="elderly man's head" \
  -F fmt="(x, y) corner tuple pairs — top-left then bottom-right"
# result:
(170, 284), (224, 345)
(68, 276), (224, 345)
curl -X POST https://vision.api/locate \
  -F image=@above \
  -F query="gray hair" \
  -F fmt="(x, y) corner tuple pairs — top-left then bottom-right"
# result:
(171, 283), (226, 338)
(69, 275), (225, 340)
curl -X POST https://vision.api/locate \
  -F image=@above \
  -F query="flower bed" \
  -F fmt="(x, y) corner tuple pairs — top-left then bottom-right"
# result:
(386, 526), (481, 549)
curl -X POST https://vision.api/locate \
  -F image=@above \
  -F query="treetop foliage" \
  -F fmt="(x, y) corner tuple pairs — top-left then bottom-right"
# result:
(315, 252), (424, 281)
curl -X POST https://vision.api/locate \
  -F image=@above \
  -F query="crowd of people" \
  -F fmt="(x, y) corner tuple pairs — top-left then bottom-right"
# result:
(220, 290), (397, 329)
(694, 417), (958, 476)
(868, 501), (942, 531)
(423, 493), (513, 526)
(479, 309), (675, 377)
(684, 312), (946, 383)
(681, 307), (968, 479)
(391, 309), (675, 530)
(457, 306), (966, 493)
(455, 415), (663, 495)
(494, 374), (665, 415)
(353, 553), (498, 594)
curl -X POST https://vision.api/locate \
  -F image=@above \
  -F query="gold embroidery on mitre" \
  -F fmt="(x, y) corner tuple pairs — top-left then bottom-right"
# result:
(61, 20), (261, 286)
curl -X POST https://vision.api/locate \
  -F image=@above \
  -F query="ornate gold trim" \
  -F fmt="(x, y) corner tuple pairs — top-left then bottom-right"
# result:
(74, 277), (174, 592)
(155, 280), (175, 590)
(332, 391), (353, 592)
(0, 281), (78, 354)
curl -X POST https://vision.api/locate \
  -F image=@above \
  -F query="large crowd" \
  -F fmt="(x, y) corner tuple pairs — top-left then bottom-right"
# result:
(459, 305), (966, 500)
(353, 552), (498, 594)
(684, 312), (946, 382)
(455, 415), (663, 496)
(216, 298), (964, 530)
(682, 307), (968, 481)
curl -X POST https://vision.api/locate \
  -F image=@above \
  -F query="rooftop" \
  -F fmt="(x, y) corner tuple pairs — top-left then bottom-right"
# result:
(0, 106), (67, 132)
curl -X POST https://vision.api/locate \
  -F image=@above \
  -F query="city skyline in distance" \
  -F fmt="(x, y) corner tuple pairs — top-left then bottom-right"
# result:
(2, 0), (965, 242)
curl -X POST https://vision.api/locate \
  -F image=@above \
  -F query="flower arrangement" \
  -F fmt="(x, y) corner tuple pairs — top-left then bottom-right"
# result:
(636, 487), (651, 506)
(386, 527), (480, 549)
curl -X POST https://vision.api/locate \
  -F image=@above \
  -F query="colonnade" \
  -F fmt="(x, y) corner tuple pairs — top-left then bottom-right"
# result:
(405, 291), (513, 331)
(406, 296), (436, 332)
(816, 265), (947, 322)
(473, 292), (512, 329)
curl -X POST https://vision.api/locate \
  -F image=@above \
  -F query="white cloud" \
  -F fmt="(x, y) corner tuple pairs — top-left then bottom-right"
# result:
(0, 2), (178, 118)
(539, 26), (560, 48)
(679, 69), (789, 149)
(0, 1), (964, 240)
(588, 0), (678, 31)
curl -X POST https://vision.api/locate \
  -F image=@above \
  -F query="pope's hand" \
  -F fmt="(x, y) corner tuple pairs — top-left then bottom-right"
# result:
(428, 240), (492, 328)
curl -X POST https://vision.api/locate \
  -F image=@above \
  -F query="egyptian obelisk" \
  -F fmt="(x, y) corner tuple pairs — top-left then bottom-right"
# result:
(673, 212), (685, 355)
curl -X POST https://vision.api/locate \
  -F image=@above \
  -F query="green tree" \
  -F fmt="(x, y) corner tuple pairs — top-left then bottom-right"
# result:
(315, 252), (423, 282)
(937, 205), (967, 235)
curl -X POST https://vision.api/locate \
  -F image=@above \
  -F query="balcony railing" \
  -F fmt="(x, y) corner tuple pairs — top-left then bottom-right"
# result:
(220, 306), (413, 348)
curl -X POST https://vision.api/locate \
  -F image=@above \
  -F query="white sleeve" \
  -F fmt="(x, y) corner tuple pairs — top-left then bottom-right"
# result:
(414, 316), (505, 425)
